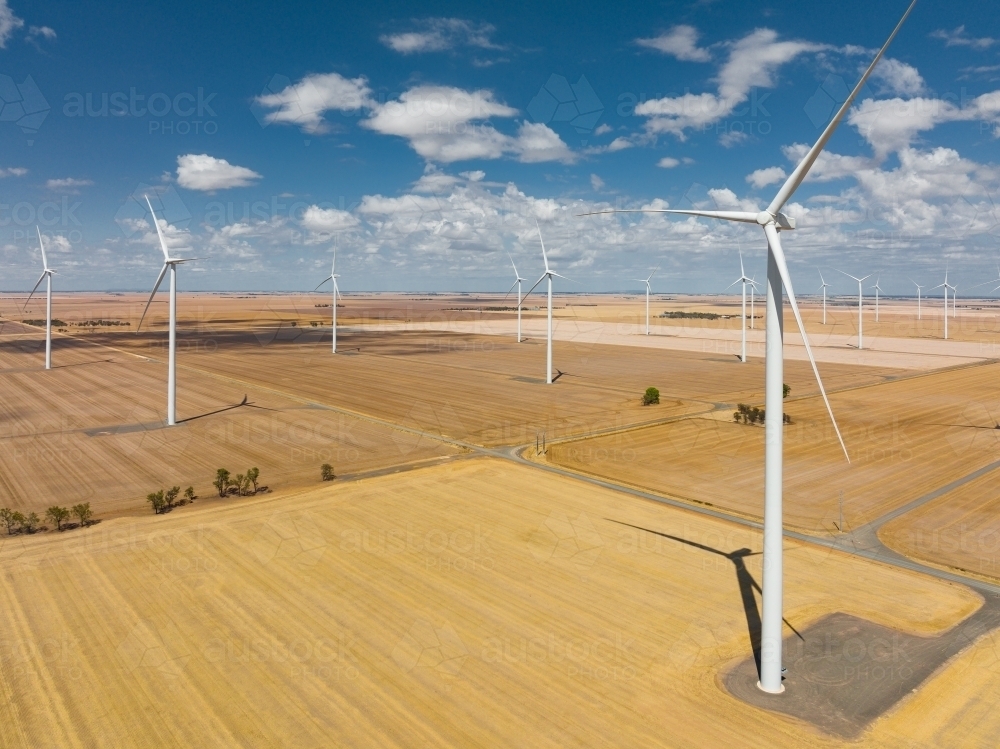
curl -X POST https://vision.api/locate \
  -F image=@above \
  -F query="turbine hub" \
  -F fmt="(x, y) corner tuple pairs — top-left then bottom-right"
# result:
(755, 211), (773, 226)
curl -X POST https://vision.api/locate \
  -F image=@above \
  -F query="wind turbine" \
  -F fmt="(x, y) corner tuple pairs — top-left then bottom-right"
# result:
(523, 222), (569, 384)
(817, 271), (831, 325)
(932, 270), (955, 340)
(871, 275), (883, 322)
(727, 252), (754, 362)
(24, 226), (56, 370)
(910, 279), (924, 320)
(632, 267), (659, 335)
(503, 252), (526, 343)
(137, 195), (198, 426)
(314, 248), (342, 353)
(837, 271), (872, 349)
(580, 0), (915, 694)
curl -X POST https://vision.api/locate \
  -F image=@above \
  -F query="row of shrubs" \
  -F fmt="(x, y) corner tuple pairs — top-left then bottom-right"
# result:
(0, 503), (94, 535)
(213, 467), (262, 497)
(734, 403), (792, 425)
(147, 486), (196, 514)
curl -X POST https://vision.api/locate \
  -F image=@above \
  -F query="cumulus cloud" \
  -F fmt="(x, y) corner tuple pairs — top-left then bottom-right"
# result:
(380, 18), (500, 54)
(636, 28), (822, 141)
(176, 154), (262, 191)
(930, 26), (995, 50)
(636, 25), (711, 62)
(746, 166), (786, 189)
(590, 174), (605, 191)
(26, 25), (55, 42)
(0, 167), (27, 178)
(300, 205), (359, 234)
(46, 177), (92, 192)
(0, 0), (23, 48)
(657, 157), (680, 168)
(253, 72), (373, 134)
(872, 58), (926, 97)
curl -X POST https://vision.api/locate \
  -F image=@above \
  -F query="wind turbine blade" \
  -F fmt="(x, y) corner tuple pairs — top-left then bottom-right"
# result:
(36, 226), (49, 271)
(23, 271), (46, 310)
(764, 223), (849, 463)
(549, 272), (573, 283)
(507, 251), (519, 279)
(739, 251), (745, 278)
(336, 283), (343, 302)
(502, 279), (518, 302)
(332, 247), (337, 276)
(647, 266), (659, 282)
(137, 263), (169, 332)
(145, 195), (172, 262)
(835, 269), (861, 283)
(577, 209), (758, 224)
(727, 278), (742, 290)
(535, 220), (550, 272)
(314, 276), (332, 292)
(767, 0), (916, 215)
(524, 274), (547, 298)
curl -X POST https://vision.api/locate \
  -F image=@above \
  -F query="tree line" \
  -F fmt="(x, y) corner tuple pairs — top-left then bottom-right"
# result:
(0, 503), (94, 535)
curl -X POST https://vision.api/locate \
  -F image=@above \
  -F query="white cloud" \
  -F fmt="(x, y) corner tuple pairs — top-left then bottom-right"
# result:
(590, 174), (605, 191)
(746, 166), (786, 189)
(460, 170), (485, 181)
(0, 167), (27, 178)
(872, 58), (926, 96)
(26, 25), (55, 42)
(380, 18), (500, 54)
(176, 154), (262, 191)
(636, 28), (821, 141)
(719, 130), (749, 148)
(363, 86), (574, 164)
(254, 72), (373, 134)
(780, 144), (872, 181)
(930, 26), (995, 50)
(46, 177), (92, 191)
(636, 25), (711, 62)
(607, 137), (634, 152)
(657, 157), (680, 168)
(0, 0), (23, 48)
(300, 205), (360, 234)
(412, 165), (461, 193)
(593, 124), (613, 136)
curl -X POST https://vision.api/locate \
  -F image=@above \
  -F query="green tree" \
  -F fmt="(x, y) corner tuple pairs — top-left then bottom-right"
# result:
(783, 383), (791, 399)
(184, 487), (196, 502)
(733, 411), (741, 423)
(22, 512), (39, 533)
(247, 467), (260, 494)
(147, 490), (165, 514)
(165, 486), (180, 508)
(321, 464), (335, 481)
(642, 387), (660, 406)
(10, 511), (25, 533)
(46, 506), (70, 531)
(0, 508), (16, 535)
(214, 469), (230, 497)
(72, 503), (93, 527)
(234, 474), (246, 496)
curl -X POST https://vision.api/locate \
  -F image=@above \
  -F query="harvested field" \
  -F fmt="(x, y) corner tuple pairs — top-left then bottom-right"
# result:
(0, 458), (993, 748)
(547, 360), (1000, 535)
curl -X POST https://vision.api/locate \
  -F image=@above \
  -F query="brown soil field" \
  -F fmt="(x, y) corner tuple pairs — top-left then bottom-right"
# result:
(879, 470), (1000, 580)
(0, 457), (994, 748)
(546, 359), (1000, 539)
(0, 323), (457, 519)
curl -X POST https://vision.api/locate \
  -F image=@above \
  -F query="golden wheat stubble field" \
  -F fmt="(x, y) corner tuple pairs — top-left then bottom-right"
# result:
(547, 359), (1000, 543)
(1, 457), (996, 748)
(0, 317), (457, 519)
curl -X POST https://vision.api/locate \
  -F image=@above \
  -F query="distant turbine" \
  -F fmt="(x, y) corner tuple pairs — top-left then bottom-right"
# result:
(314, 248), (342, 353)
(579, 1), (912, 693)
(727, 252), (754, 362)
(838, 271), (872, 349)
(749, 274), (760, 329)
(931, 270), (955, 340)
(909, 279), (924, 320)
(24, 226), (56, 370)
(632, 267), (659, 335)
(870, 275), (883, 322)
(137, 196), (198, 426)
(524, 222), (570, 384)
(503, 252), (527, 343)
(817, 270), (831, 325)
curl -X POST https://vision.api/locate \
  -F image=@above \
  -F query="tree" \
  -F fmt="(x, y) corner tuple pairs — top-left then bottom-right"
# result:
(165, 486), (180, 509)
(46, 506), (70, 531)
(321, 464), (335, 481)
(642, 387), (660, 406)
(72, 503), (93, 527)
(234, 474), (246, 496)
(0, 508), (16, 535)
(147, 490), (165, 514)
(247, 467), (260, 494)
(22, 512), (39, 533)
(184, 487), (196, 502)
(783, 383), (791, 399)
(214, 469), (230, 497)
(733, 411), (741, 423)
(10, 511), (25, 533)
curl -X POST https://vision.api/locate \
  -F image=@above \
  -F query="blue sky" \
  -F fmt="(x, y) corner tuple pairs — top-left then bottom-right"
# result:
(1, 0), (1000, 296)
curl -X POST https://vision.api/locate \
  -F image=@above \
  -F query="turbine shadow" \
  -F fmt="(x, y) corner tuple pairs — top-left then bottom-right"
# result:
(177, 394), (277, 424)
(51, 358), (114, 370)
(608, 520), (803, 679)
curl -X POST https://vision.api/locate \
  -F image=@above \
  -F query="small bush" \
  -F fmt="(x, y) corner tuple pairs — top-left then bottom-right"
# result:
(783, 383), (791, 399)
(321, 463), (335, 482)
(642, 387), (660, 406)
